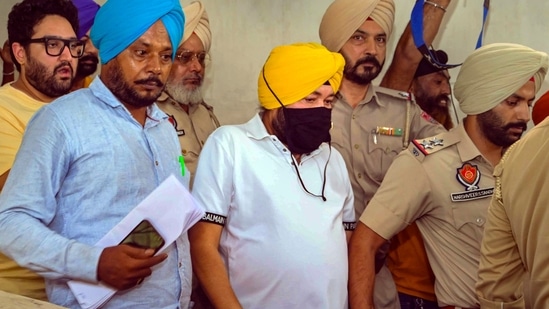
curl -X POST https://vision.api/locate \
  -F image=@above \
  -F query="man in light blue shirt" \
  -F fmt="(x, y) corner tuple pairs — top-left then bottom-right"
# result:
(0, 0), (191, 308)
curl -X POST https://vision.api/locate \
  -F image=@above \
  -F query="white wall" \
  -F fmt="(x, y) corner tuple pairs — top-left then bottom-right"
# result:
(2, 0), (549, 127)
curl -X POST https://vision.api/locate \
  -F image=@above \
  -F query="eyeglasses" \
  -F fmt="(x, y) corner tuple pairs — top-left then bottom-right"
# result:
(27, 36), (85, 58)
(176, 50), (207, 66)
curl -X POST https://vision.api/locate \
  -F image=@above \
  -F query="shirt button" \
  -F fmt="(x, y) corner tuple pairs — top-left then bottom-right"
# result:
(357, 173), (362, 179)
(155, 160), (159, 166)
(178, 262), (182, 267)
(283, 149), (287, 152)
(182, 149), (187, 155)
(354, 144), (360, 149)
(352, 114), (356, 119)
(476, 218), (484, 224)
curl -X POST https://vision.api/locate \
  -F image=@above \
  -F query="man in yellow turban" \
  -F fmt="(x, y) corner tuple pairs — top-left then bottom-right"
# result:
(319, 0), (445, 308)
(158, 1), (219, 189)
(188, 42), (356, 309)
(349, 42), (548, 309)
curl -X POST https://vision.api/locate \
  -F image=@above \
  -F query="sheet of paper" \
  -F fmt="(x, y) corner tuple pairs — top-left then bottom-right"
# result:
(67, 174), (205, 309)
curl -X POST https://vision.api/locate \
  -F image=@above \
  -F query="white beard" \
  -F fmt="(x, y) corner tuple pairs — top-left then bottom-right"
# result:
(165, 82), (203, 106)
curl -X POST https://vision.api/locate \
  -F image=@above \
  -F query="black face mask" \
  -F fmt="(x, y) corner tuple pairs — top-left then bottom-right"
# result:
(282, 106), (332, 154)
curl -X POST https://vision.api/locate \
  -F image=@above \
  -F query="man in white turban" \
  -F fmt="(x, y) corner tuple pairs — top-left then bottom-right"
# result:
(158, 1), (219, 188)
(319, 0), (445, 308)
(349, 42), (548, 309)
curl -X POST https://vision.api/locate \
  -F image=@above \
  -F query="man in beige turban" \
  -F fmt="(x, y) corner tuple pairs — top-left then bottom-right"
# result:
(157, 1), (219, 188)
(319, 0), (445, 308)
(349, 42), (548, 309)
(189, 42), (356, 309)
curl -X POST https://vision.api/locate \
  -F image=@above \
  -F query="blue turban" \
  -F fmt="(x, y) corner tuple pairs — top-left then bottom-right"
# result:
(72, 0), (100, 39)
(90, 0), (185, 64)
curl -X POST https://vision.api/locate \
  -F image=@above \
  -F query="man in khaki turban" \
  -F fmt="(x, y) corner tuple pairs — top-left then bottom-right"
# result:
(349, 42), (548, 309)
(158, 1), (219, 188)
(319, 0), (445, 308)
(189, 42), (356, 309)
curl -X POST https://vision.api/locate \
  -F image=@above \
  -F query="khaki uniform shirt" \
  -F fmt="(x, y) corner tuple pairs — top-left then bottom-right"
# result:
(361, 123), (494, 308)
(331, 85), (444, 218)
(477, 120), (549, 309)
(157, 93), (219, 187)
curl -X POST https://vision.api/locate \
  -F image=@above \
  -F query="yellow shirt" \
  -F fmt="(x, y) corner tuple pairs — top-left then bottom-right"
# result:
(0, 83), (47, 300)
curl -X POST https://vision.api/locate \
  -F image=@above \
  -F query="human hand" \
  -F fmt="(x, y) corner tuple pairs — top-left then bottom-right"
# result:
(0, 40), (13, 66)
(97, 244), (168, 290)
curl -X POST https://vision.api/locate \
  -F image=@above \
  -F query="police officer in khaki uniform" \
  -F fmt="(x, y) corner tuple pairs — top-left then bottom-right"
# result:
(348, 43), (548, 309)
(319, 1), (444, 307)
(158, 1), (219, 186)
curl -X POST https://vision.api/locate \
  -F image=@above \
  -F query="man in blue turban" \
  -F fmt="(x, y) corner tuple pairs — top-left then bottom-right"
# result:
(0, 0), (191, 308)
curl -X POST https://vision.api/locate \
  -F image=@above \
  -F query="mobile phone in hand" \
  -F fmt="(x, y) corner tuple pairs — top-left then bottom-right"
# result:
(120, 220), (165, 254)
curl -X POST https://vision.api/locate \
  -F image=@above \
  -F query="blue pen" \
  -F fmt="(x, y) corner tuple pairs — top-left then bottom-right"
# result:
(178, 155), (185, 176)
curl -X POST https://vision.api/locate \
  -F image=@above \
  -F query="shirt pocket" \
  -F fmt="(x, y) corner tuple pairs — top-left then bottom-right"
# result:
(450, 202), (486, 242)
(366, 131), (404, 182)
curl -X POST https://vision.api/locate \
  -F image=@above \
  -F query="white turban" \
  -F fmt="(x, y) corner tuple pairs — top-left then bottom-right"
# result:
(319, 0), (395, 52)
(455, 43), (549, 115)
(182, 1), (211, 52)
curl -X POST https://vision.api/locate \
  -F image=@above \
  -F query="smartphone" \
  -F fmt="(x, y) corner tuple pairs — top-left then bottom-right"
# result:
(120, 219), (165, 254)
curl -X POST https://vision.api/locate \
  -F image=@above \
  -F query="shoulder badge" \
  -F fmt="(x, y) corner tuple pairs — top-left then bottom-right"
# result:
(420, 111), (439, 124)
(408, 132), (452, 162)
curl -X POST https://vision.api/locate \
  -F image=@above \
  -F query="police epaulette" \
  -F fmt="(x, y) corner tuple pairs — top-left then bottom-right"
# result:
(408, 132), (451, 162)
(375, 86), (412, 101)
(200, 101), (215, 111)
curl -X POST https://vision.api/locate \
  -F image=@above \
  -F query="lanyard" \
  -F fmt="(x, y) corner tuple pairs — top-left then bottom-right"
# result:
(411, 0), (490, 69)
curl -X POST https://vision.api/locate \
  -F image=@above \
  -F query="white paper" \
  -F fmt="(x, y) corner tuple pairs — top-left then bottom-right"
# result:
(68, 174), (205, 309)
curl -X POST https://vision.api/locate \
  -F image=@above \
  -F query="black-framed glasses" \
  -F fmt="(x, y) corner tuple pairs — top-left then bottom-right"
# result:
(27, 36), (85, 58)
(176, 50), (207, 66)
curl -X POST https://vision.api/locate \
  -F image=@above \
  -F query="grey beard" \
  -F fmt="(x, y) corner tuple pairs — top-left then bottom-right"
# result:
(165, 83), (203, 106)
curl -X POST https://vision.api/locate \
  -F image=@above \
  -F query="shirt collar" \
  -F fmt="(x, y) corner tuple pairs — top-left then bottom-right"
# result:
(336, 84), (382, 107)
(454, 121), (484, 163)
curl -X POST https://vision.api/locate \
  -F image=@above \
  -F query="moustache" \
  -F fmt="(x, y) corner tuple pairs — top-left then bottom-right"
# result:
(354, 55), (381, 69)
(504, 122), (527, 132)
(54, 61), (73, 74)
(135, 76), (164, 88)
(79, 54), (99, 64)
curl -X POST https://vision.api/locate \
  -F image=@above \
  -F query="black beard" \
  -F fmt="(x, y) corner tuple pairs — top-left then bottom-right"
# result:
(26, 57), (73, 97)
(343, 55), (382, 85)
(76, 54), (99, 78)
(104, 59), (164, 108)
(477, 109), (527, 147)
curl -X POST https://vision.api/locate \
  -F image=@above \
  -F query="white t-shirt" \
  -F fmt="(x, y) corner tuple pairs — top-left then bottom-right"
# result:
(192, 113), (355, 309)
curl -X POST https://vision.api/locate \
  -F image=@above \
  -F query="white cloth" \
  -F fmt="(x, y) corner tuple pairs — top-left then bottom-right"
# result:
(192, 114), (355, 308)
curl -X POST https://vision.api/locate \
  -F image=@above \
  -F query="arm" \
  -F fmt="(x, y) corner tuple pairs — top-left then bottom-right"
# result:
(188, 222), (242, 309)
(1, 40), (15, 85)
(476, 196), (525, 308)
(380, 0), (451, 91)
(348, 222), (387, 309)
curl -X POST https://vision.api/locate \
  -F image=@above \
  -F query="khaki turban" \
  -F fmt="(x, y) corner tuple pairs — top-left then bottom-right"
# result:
(183, 1), (212, 52)
(455, 43), (549, 115)
(258, 42), (345, 110)
(319, 0), (395, 52)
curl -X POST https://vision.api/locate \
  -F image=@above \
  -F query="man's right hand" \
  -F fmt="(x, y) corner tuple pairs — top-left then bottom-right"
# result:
(97, 244), (168, 290)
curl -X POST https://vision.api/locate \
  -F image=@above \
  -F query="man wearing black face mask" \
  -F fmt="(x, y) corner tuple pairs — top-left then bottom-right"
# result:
(188, 42), (356, 309)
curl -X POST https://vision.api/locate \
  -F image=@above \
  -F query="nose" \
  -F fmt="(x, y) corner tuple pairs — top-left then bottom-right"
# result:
(147, 55), (162, 75)
(517, 101), (531, 123)
(188, 56), (203, 72)
(59, 44), (73, 61)
(441, 80), (451, 95)
(362, 38), (377, 56)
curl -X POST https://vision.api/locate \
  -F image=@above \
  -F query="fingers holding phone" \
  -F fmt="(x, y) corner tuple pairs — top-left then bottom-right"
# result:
(96, 220), (167, 290)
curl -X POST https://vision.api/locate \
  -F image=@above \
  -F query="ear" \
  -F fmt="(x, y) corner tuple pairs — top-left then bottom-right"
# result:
(11, 42), (27, 67)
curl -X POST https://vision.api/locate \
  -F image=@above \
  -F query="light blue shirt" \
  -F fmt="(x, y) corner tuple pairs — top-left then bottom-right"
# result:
(0, 77), (192, 309)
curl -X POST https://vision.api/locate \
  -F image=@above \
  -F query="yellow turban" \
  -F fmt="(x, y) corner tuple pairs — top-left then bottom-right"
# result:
(182, 1), (211, 52)
(258, 42), (345, 110)
(455, 43), (548, 115)
(319, 0), (395, 52)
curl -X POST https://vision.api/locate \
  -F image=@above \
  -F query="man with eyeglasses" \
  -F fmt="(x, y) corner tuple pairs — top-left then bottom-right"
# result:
(349, 43), (548, 309)
(0, 0), (81, 301)
(158, 1), (220, 187)
(0, 0), (190, 308)
(319, 0), (445, 307)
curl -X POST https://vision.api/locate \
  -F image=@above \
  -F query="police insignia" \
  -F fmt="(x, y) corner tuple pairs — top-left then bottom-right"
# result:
(420, 111), (438, 124)
(451, 163), (493, 202)
(167, 114), (185, 136)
